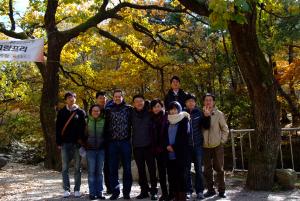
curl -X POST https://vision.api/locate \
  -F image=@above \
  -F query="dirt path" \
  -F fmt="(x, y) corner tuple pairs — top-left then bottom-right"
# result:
(0, 163), (300, 201)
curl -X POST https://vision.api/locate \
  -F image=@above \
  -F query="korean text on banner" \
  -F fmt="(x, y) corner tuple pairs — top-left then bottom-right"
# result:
(0, 39), (44, 62)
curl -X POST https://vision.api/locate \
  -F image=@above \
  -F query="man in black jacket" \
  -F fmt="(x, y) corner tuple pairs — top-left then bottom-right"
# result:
(105, 89), (133, 200)
(185, 94), (211, 200)
(131, 95), (157, 200)
(164, 76), (187, 110)
(56, 92), (86, 198)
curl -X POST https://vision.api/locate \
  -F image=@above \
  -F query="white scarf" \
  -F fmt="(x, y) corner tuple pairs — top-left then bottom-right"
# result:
(168, 111), (190, 125)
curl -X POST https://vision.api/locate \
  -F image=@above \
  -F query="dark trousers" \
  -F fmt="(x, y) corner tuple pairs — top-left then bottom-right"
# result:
(203, 145), (225, 193)
(167, 159), (186, 196)
(133, 146), (157, 195)
(186, 146), (204, 194)
(155, 152), (168, 196)
(104, 145), (111, 193)
(108, 140), (132, 196)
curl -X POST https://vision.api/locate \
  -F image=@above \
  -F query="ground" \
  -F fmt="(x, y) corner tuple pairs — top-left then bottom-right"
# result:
(0, 163), (300, 201)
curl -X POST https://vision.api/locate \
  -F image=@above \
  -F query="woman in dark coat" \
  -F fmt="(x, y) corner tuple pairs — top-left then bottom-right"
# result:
(165, 101), (190, 201)
(150, 99), (168, 201)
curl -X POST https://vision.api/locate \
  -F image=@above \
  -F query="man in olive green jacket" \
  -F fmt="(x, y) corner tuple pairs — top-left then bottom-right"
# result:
(202, 93), (229, 198)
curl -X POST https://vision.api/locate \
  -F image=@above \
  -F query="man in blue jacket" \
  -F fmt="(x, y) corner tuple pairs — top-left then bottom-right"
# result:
(185, 93), (211, 200)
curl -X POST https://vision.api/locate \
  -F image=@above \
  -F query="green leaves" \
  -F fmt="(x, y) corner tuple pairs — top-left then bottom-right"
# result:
(208, 0), (251, 29)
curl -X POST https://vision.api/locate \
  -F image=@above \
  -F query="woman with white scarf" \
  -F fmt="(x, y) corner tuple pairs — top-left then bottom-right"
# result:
(165, 101), (190, 201)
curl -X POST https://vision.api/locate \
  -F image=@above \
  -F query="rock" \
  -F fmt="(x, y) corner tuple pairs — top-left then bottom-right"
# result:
(0, 156), (8, 169)
(275, 169), (297, 190)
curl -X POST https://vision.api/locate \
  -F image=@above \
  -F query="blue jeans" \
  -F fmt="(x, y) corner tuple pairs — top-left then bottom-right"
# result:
(61, 143), (81, 192)
(86, 149), (105, 196)
(186, 146), (204, 194)
(108, 140), (132, 196)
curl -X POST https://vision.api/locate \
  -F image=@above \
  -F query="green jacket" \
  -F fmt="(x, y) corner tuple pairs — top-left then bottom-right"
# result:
(85, 115), (106, 150)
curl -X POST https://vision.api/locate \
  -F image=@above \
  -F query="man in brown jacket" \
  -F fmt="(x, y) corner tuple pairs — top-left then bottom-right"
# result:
(202, 93), (229, 198)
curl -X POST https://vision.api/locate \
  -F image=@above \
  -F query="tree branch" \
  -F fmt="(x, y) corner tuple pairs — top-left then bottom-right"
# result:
(97, 28), (162, 71)
(177, 0), (210, 16)
(258, 3), (300, 19)
(0, 23), (28, 39)
(61, 2), (184, 44)
(8, 0), (16, 31)
(0, 98), (16, 104)
(100, 0), (109, 11)
(58, 63), (98, 91)
(110, 2), (185, 14)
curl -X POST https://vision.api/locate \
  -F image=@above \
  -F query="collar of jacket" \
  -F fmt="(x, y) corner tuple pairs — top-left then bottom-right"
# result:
(66, 104), (79, 111)
(168, 88), (184, 95)
(112, 101), (126, 107)
(212, 107), (218, 115)
(186, 107), (201, 114)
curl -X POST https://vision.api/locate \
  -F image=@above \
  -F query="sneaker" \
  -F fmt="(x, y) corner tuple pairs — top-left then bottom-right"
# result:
(110, 194), (119, 200)
(106, 189), (113, 195)
(63, 191), (71, 198)
(168, 193), (175, 201)
(196, 193), (205, 200)
(218, 192), (226, 198)
(123, 194), (131, 200)
(74, 191), (81, 197)
(151, 194), (158, 200)
(89, 195), (97, 200)
(136, 193), (149, 199)
(204, 190), (216, 198)
(158, 194), (168, 201)
(186, 192), (192, 199)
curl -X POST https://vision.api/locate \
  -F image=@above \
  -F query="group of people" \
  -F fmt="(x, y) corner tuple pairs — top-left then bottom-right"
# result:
(55, 76), (229, 200)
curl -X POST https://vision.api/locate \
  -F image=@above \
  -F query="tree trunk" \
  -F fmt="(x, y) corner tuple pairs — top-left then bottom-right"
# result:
(41, 33), (64, 170)
(228, 4), (281, 190)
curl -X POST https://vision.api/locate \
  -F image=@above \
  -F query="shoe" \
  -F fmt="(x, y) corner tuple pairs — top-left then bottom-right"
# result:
(204, 190), (216, 198)
(89, 195), (97, 200)
(168, 193), (175, 201)
(97, 193), (106, 200)
(136, 193), (149, 199)
(109, 194), (119, 200)
(63, 191), (71, 198)
(196, 193), (204, 200)
(218, 192), (226, 198)
(106, 189), (113, 195)
(74, 191), (81, 197)
(159, 194), (168, 201)
(123, 194), (131, 200)
(186, 192), (192, 199)
(151, 194), (158, 200)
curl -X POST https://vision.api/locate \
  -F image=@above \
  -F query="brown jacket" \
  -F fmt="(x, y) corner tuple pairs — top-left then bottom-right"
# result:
(203, 107), (229, 148)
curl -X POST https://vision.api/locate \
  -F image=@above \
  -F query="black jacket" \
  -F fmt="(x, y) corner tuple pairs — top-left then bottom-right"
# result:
(105, 101), (133, 141)
(165, 117), (189, 170)
(131, 107), (152, 147)
(150, 111), (168, 154)
(164, 89), (187, 110)
(56, 106), (86, 146)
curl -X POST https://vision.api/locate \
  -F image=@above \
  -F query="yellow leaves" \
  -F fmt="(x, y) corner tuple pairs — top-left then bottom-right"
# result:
(275, 59), (300, 86)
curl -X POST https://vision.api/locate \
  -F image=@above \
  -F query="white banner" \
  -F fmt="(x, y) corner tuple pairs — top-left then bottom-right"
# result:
(0, 39), (44, 62)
